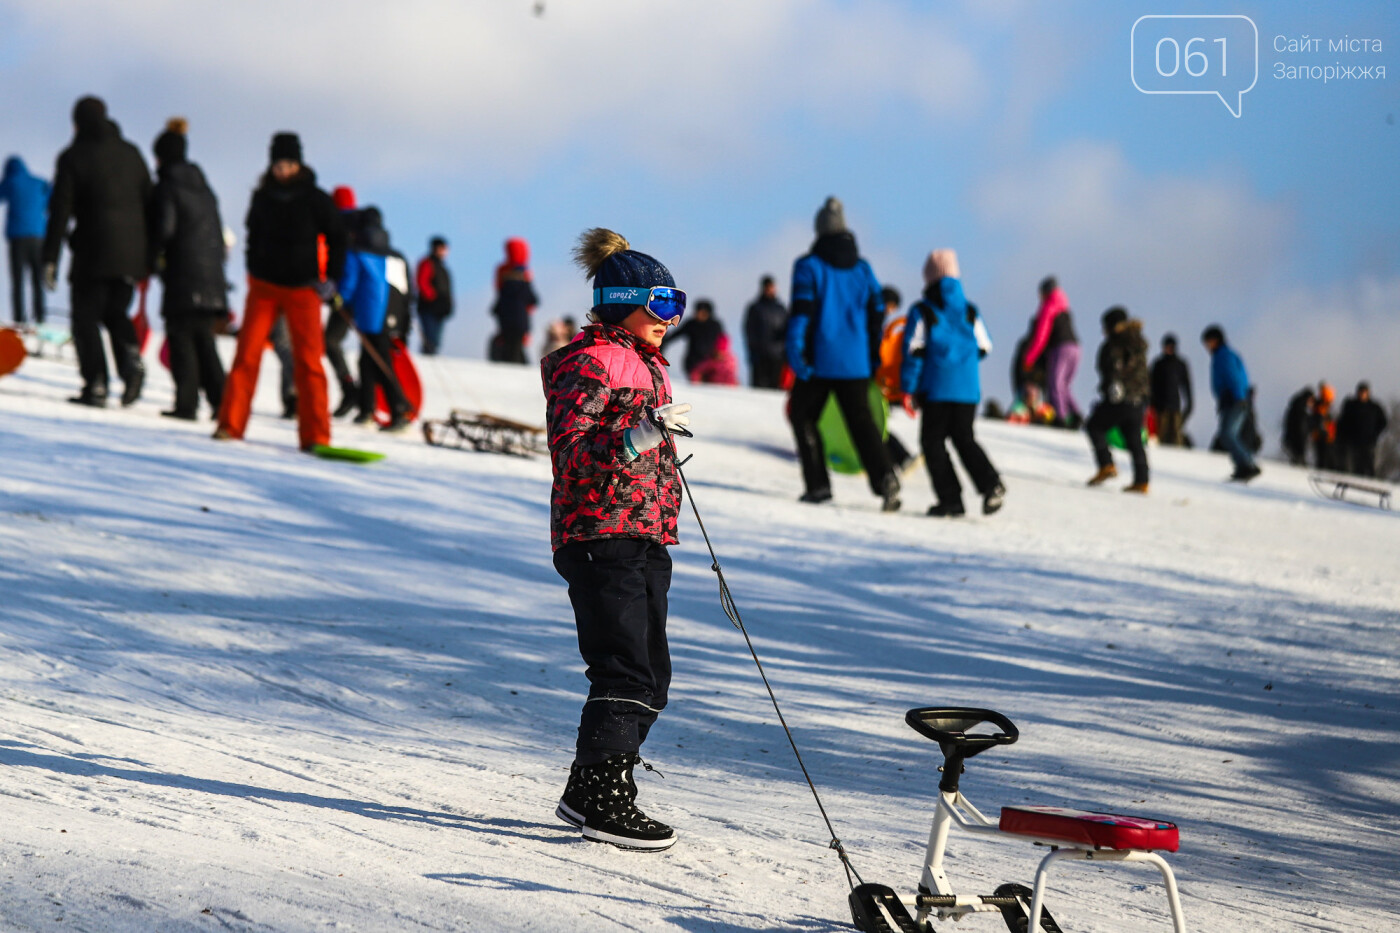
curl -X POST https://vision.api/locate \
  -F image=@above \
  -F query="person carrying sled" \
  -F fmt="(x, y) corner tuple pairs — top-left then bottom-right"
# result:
(1085, 307), (1151, 493)
(543, 228), (692, 851)
(147, 118), (228, 421)
(899, 249), (1005, 517)
(337, 206), (412, 432)
(215, 132), (346, 451)
(42, 96), (152, 408)
(1201, 324), (1260, 482)
(786, 196), (899, 510)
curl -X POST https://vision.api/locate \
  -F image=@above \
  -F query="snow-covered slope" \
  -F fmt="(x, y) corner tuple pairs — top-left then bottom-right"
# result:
(1, 347), (1397, 932)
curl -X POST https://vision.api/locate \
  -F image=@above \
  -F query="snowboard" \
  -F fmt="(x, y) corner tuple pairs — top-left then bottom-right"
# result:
(373, 337), (423, 426)
(0, 327), (25, 378)
(310, 444), (386, 463)
(818, 381), (889, 475)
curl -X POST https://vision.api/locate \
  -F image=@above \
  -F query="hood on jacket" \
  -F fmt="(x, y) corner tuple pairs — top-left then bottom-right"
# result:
(2, 157), (28, 181)
(355, 206), (390, 254)
(811, 231), (860, 269)
(505, 237), (530, 266)
(1037, 287), (1070, 320)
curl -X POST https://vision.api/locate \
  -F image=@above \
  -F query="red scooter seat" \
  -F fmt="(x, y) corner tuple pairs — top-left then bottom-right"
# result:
(999, 806), (1179, 852)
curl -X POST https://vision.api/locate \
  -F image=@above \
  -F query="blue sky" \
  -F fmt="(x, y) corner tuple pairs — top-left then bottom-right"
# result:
(2, 0), (1396, 443)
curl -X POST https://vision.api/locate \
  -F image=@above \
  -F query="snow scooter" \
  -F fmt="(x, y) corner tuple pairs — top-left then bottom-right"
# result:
(849, 708), (1185, 933)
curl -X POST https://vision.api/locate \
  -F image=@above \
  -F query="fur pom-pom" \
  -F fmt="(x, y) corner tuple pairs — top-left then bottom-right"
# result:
(165, 117), (189, 135)
(573, 228), (629, 280)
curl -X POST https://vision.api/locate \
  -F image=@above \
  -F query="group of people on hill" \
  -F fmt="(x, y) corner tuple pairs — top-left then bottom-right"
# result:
(5, 95), (471, 444)
(1284, 380), (1389, 478)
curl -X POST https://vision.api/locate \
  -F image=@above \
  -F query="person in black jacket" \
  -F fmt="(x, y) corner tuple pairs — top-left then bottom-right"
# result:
(1085, 307), (1150, 492)
(147, 119), (227, 420)
(743, 275), (788, 388)
(663, 300), (724, 380)
(1336, 382), (1389, 477)
(42, 96), (152, 407)
(1149, 333), (1192, 446)
(1282, 386), (1315, 466)
(415, 237), (452, 355)
(489, 237), (537, 363)
(215, 132), (346, 452)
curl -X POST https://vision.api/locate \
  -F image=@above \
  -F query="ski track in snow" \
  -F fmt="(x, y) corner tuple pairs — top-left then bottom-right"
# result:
(1, 348), (1398, 932)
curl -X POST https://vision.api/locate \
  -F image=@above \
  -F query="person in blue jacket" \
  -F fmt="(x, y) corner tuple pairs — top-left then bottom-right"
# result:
(337, 206), (410, 431)
(786, 196), (899, 510)
(1201, 324), (1260, 482)
(899, 249), (1005, 517)
(0, 156), (51, 325)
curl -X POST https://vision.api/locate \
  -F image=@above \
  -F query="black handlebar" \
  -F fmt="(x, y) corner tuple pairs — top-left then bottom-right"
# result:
(905, 707), (1019, 793)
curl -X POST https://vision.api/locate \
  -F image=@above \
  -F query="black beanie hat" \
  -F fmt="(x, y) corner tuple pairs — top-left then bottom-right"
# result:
(270, 132), (302, 164)
(1201, 324), (1225, 344)
(573, 228), (675, 325)
(73, 96), (107, 132)
(1102, 306), (1128, 332)
(154, 117), (188, 164)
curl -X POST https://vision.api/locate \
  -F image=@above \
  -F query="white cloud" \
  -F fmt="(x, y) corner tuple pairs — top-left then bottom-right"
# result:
(5, 0), (985, 181)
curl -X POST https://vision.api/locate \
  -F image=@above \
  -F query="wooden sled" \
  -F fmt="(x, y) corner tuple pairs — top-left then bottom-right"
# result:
(422, 409), (547, 458)
(1309, 473), (1393, 511)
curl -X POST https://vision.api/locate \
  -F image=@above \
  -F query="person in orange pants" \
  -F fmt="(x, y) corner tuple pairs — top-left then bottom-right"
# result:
(219, 279), (330, 449)
(215, 132), (345, 451)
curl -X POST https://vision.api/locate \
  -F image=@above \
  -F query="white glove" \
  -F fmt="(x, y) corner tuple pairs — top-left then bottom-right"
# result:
(623, 402), (692, 461)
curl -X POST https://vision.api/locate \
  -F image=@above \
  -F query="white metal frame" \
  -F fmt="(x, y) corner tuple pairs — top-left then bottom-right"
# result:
(902, 789), (1187, 932)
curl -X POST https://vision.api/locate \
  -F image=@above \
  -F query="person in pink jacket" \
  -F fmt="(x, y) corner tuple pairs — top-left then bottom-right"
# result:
(1020, 276), (1081, 427)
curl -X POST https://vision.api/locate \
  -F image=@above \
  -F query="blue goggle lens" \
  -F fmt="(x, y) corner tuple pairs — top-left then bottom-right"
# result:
(645, 287), (686, 323)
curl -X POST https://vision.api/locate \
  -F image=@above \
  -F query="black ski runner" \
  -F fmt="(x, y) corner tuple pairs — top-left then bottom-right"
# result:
(658, 414), (865, 890)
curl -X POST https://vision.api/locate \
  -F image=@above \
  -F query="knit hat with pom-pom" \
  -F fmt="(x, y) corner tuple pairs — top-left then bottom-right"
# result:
(154, 117), (189, 165)
(573, 228), (675, 325)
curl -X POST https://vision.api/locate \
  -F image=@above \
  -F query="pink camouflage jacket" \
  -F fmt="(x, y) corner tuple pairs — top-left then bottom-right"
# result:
(541, 323), (681, 551)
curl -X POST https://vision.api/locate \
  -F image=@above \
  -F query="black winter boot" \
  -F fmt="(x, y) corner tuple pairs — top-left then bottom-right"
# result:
(333, 379), (358, 418)
(556, 754), (676, 851)
(120, 361), (145, 407)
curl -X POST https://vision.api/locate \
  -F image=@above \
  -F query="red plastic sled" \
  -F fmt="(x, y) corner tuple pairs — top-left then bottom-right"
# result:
(374, 338), (422, 426)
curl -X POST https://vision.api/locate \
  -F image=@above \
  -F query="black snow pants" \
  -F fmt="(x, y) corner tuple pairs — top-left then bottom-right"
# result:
(70, 278), (139, 397)
(553, 538), (672, 765)
(357, 330), (408, 419)
(165, 313), (225, 416)
(8, 236), (44, 324)
(788, 377), (893, 497)
(1087, 401), (1149, 486)
(325, 309), (355, 393)
(920, 401), (1000, 509)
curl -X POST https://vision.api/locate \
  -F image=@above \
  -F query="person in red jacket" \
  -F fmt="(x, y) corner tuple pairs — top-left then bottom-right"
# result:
(542, 227), (691, 852)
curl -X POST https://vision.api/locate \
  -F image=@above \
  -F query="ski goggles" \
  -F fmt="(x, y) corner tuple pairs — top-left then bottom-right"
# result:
(592, 285), (687, 324)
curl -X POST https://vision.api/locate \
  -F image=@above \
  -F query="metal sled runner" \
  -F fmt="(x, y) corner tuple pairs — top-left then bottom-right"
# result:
(422, 409), (547, 458)
(1308, 473), (1392, 511)
(850, 708), (1185, 933)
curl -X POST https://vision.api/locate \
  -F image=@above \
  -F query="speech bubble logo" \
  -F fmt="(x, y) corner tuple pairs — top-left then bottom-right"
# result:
(1132, 15), (1258, 118)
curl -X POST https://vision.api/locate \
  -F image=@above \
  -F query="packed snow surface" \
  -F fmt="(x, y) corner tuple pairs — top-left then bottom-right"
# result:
(1, 347), (1398, 932)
